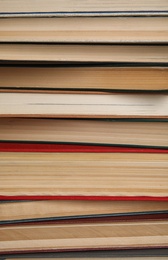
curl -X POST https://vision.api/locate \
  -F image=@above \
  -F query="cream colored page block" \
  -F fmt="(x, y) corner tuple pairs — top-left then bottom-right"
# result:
(0, 153), (168, 197)
(1, 200), (168, 221)
(0, 67), (167, 91)
(0, 0), (168, 12)
(0, 119), (168, 147)
(0, 45), (168, 62)
(1, 18), (168, 31)
(0, 18), (167, 43)
(0, 221), (168, 252)
(0, 93), (168, 117)
(1, 236), (168, 252)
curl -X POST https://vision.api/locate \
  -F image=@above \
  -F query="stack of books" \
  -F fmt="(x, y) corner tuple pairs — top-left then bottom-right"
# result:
(0, 0), (168, 258)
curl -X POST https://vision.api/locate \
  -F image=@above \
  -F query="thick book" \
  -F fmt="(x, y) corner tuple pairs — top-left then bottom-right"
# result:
(0, 151), (167, 200)
(0, 45), (167, 64)
(0, 0), (167, 17)
(0, 220), (168, 253)
(1, 200), (168, 224)
(0, 92), (168, 118)
(0, 66), (167, 91)
(0, 119), (167, 148)
(0, 17), (167, 43)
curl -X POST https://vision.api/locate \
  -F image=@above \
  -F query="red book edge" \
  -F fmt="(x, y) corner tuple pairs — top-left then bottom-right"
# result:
(0, 142), (167, 153)
(0, 195), (168, 201)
